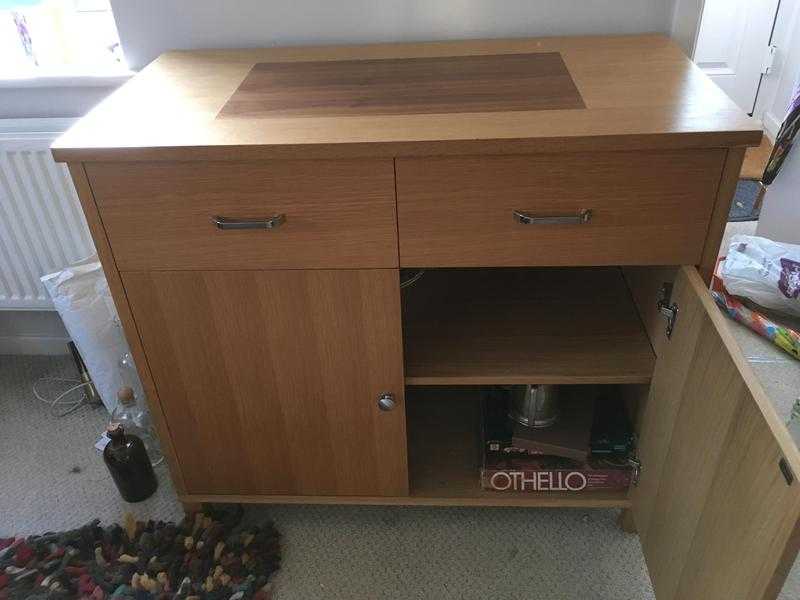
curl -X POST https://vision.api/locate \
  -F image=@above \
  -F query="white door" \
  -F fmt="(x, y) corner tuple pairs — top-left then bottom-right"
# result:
(693, 0), (780, 113)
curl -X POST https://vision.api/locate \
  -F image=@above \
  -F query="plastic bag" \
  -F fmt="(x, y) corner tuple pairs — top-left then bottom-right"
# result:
(721, 235), (800, 317)
(41, 255), (132, 412)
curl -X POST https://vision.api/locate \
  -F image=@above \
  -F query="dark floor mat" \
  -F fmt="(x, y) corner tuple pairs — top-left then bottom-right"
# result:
(729, 179), (763, 222)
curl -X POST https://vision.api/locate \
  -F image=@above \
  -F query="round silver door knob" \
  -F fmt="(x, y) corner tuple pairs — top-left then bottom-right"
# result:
(378, 392), (397, 411)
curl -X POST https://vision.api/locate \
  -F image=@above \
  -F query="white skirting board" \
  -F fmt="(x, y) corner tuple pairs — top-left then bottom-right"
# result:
(0, 311), (71, 355)
(0, 334), (71, 355)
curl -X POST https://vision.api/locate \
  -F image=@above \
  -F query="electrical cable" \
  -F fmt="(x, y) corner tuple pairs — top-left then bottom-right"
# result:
(32, 377), (96, 418)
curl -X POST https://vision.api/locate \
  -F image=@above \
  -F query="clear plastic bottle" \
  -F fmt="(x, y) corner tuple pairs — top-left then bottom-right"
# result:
(118, 352), (145, 402)
(110, 386), (164, 466)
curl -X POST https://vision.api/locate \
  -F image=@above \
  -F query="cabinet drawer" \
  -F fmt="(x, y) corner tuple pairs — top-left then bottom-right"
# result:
(87, 159), (398, 270)
(396, 150), (727, 267)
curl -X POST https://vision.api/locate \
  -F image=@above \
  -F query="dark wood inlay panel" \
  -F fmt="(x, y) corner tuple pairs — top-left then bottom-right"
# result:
(218, 53), (585, 118)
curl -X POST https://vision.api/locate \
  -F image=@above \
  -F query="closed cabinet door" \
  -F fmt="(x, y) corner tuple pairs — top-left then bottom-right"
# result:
(122, 269), (408, 497)
(628, 266), (800, 599)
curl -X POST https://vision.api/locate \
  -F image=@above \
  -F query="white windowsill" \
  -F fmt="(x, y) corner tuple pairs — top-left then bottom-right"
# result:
(0, 69), (134, 89)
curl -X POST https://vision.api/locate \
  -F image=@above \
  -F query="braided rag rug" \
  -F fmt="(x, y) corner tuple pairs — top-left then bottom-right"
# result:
(0, 511), (280, 600)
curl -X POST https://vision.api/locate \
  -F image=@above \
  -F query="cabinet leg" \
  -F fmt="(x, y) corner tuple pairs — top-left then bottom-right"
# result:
(618, 509), (637, 534)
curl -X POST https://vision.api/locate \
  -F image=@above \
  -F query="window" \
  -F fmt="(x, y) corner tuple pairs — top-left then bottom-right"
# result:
(0, 0), (126, 78)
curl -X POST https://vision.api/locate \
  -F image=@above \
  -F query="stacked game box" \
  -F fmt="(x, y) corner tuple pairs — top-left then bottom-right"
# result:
(481, 388), (634, 493)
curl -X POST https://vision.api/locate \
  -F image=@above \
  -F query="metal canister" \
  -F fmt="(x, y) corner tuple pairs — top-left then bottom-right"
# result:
(509, 384), (560, 428)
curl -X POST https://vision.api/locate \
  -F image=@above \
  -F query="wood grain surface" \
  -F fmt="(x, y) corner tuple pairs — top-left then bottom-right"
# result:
(218, 53), (585, 118)
(402, 267), (655, 385)
(66, 163), (189, 496)
(396, 150), (726, 267)
(629, 266), (800, 600)
(621, 265), (680, 360)
(86, 160), (398, 270)
(121, 269), (408, 497)
(698, 147), (746, 282)
(741, 135), (773, 180)
(52, 35), (761, 162)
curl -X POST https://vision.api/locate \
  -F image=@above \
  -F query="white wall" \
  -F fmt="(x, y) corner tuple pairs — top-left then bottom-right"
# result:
(110, 0), (676, 70)
(669, 0), (704, 55)
(0, 83), (119, 120)
(758, 144), (800, 244)
(755, 0), (800, 138)
(754, 0), (800, 244)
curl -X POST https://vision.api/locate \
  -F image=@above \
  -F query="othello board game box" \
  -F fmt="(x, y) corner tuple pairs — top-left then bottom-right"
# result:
(481, 388), (633, 493)
(481, 452), (633, 492)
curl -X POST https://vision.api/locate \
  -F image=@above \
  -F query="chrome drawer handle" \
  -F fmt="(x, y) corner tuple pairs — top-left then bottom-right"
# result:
(513, 209), (592, 225)
(212, 214), (286, 230)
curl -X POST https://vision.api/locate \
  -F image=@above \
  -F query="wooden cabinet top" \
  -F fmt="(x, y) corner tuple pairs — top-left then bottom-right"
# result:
(52, 34), (761, 162)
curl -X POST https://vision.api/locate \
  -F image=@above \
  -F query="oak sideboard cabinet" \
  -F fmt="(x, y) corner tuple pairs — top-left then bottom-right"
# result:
(54, 35), (800, 599)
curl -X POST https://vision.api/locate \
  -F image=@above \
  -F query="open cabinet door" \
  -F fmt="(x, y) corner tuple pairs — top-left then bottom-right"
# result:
(628, 266), (800, 599)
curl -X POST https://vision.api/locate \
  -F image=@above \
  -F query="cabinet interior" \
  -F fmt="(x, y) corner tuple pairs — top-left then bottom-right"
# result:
(400, 266), (659, 507)
(401, 267), (656, 385)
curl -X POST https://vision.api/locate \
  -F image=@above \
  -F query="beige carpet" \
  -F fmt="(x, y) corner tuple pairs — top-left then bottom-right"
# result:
(1, 352), (798, 599)
(0, 355), (184, 531)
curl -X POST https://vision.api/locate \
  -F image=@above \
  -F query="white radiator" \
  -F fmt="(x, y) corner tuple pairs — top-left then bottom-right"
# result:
(0, 118), (95, 309)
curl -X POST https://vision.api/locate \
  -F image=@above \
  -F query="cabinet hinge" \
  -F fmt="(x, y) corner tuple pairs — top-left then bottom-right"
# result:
(657, 283), (679, 339)
(762, 44), (778, 75)
(629, 434), (641, 486)
(628, 455), (641, 486)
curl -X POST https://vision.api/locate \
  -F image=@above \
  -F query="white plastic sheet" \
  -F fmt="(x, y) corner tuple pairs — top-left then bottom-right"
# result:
(41, 255), (131, 412)
(721, 235), (800, 317)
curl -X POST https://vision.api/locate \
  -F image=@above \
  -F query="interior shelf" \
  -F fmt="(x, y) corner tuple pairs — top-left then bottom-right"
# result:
(407, 388), (631, 508)
(402, 267), (655, 385)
